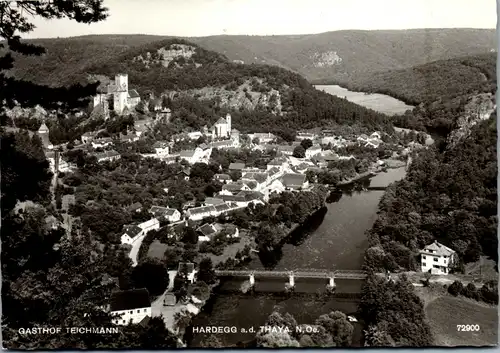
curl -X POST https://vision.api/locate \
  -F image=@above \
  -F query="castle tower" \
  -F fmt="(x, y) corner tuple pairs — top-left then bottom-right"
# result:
(114, 74), (129, 114)
(226, 113), (231, 136)
(37, 121), (52, 149)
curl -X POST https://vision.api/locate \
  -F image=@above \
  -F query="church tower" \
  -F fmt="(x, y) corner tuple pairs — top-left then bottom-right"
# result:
(37, 121), (52, 150)
(226, 113), (231, 137)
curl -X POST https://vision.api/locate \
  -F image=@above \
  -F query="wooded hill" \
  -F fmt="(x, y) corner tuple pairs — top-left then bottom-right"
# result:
(11, 37), (394, 134)
(5, 28), (495, 86)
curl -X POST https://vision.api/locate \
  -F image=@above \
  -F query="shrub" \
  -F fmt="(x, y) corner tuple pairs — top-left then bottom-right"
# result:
(448, 280), (463, 296)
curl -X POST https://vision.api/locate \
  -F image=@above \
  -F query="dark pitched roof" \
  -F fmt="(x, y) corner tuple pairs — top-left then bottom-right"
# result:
(123, 225), (142, 238)
(128, 89), (140, 99)
(214, 203), (230, 212)
(204, 197), (225, 205)
(229, 162), (245, 170)
(149, 206), (178, 218)
(127, 202), (142, 212)
(281, 173), (307, 187)
(197, 223), (217, 237)
(242, 172), (268, 184)
(110, 288), (150, 311)
(186, 205), (216, 215)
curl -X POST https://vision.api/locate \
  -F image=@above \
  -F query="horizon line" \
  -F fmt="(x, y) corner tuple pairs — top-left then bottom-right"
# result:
(24, 27), (497, 40)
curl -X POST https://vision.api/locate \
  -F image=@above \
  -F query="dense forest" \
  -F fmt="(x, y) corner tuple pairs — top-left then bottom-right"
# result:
(364, 115), (497, 273)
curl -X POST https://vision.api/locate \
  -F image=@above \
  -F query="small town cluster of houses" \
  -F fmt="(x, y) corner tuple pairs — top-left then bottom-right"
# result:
(31, 73), (451, 327)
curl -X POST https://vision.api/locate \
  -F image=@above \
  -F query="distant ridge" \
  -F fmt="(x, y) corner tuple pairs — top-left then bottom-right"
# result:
(10, 28), (495, 85)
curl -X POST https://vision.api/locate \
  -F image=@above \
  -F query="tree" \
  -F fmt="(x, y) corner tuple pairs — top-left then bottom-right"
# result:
(300, 138), (313, 150)
(292, 145), (306, 158)
(315, 311), (354, 347)
(1, 1), (107, 110)
(197, 258), (216, 284)
(130, 258), (170, 296)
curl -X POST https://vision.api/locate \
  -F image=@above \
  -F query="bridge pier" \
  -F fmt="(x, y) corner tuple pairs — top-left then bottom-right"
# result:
(327, 275), (336, 289)
(249, 273), (255, 286)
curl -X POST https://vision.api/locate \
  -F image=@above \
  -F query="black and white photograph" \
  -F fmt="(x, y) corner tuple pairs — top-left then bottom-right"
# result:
(0, 0), (498, 349)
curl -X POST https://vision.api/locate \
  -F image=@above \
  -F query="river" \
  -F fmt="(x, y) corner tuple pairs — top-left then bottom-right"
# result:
(186, 167), (407, 347)
(315, 84), (414, 116)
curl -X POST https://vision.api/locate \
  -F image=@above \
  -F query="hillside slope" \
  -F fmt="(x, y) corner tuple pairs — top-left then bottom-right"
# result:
(82, 38), (393, 134)
(188, 28), (496, 83)
(5, 28), (495, 86)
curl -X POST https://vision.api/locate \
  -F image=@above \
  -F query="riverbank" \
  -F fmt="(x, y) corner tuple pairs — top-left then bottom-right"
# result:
(182, 168), (408, 347)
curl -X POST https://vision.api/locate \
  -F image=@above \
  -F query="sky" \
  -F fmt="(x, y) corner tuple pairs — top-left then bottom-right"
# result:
(22, 0), (497, 39)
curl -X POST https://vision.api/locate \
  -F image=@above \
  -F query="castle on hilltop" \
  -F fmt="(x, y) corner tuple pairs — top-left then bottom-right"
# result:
(92, 74), (141, 116)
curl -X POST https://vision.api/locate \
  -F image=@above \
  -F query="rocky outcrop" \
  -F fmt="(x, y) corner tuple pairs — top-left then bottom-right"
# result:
(133, 43), (199, 68)
(447, 93), (496, 148)
(310, 51), (343, 67)
(167, 78), (283, 115)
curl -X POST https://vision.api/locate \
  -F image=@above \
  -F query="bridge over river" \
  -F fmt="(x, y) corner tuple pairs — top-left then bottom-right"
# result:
(214, 269), (368, 289)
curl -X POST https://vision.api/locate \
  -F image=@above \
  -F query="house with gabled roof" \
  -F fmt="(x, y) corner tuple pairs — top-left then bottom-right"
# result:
(214, 173), (231, 184)
(277, 145), (295, 156)
(185, 205), (217, 221)
(203, 197), (225, 206)
(281, 173), (309, 191)
(420, 241), (457, 275)
(92, 150), (121, 163)
(91, 137), (113, 149)
(110, 288), (151, 326)
(148, 206), (181, 223)
(127, 202), (143, 213)
(153, 141), (169, 155)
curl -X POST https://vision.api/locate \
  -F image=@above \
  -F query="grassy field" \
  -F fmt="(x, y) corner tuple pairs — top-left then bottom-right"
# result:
(415, 285), (498, 346)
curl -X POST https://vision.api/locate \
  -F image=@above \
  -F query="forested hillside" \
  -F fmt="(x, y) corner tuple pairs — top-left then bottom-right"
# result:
(364, 115), (497, 273)
(189, 28), (496, 82)
(343, 53), (497, 137)
(5, 28), (495, 87)
(83, 38), (394, 134)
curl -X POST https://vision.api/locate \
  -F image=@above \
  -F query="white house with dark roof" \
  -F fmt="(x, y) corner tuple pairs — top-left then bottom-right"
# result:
(149, 206), (181, 223)
(121, 218), (160, 245)
(197, 223), (239, 242)
(91, 137), (113, 149)
(185, 205), (218, 221)
(110, 288), (151, 325)
(277, 145), (295, 156)
(92, 150), (121, 163)
(153, 141), (169, 155)
(420, 241), (457, 275)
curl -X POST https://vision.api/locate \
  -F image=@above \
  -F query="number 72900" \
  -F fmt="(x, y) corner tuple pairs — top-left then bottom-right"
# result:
(457, 325), (480, 332)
